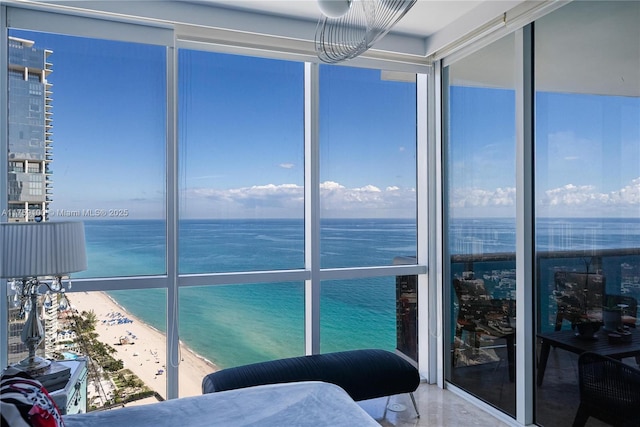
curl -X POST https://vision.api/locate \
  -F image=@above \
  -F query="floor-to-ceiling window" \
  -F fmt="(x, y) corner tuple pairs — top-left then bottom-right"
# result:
(178, 51), (305, 274)
(6, 29), (168, 278)
(4, 19), (169, 409)
(177, 50), (307, 395)
(3, 6), (424, 407)
(318, 65), (417, 354)
(318, 65), (417, 270)
(534, 2), (640, 425)
(444, 33), (517, 416)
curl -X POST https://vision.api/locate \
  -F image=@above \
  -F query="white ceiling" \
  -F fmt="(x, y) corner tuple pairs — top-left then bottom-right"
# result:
(177, 0), (528, 58)
(449, 1), (640, 97)
(26, 0), (640, 93)
(41, 0), (523, 60)
(197, 0), (483, 38)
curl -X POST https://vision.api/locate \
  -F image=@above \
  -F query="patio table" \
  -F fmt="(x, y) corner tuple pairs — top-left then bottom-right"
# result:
(537, 329), (640, 386)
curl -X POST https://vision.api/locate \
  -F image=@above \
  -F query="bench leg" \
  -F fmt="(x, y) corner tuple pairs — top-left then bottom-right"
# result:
(382, 394), (420, 419)
(382, 395), (390, 419)
(409, 392), (420, 418)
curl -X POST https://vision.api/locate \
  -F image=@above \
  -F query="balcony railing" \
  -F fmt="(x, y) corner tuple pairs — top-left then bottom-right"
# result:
(451, 248), (640, 331)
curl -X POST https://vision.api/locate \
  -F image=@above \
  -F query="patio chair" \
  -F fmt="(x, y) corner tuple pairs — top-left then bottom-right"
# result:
(554, 272), (605, 331)
(453, 275), (515, 381)
(573, 352), (640, 427)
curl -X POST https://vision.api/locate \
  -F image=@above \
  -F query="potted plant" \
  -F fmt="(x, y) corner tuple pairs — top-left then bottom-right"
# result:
(574, 316), (602, 339)
(554, 269), (605, 338)
(564, 295), (602, 339)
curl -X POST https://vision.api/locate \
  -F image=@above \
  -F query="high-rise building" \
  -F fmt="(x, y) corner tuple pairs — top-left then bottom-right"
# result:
(7, 36), (52, 222)
(7, 37), (54, 364)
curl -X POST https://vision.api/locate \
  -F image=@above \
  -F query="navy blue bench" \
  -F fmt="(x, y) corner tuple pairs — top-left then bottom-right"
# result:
(202, 348), (420, 417)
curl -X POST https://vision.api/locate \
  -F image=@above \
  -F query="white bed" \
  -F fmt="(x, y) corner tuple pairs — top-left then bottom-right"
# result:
(62, 381), (380, 426)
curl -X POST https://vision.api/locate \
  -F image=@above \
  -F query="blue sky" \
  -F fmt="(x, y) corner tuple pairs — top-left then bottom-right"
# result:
(448, 85), (640, 219)
(179, 51), (417, 219)
(9, 29), (640, 220)
(10, 30), (166, 219)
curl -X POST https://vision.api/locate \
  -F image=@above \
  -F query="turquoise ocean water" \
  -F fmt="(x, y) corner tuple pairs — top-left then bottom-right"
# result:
(75, 219), (415, 368)
(73, 218), (640, 369)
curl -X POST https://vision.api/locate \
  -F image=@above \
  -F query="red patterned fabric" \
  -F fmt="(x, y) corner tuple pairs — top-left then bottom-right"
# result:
(1, 367), (65, 427)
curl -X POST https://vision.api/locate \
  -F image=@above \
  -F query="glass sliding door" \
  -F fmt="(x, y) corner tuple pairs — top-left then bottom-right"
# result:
(444, 33), (517, 416)
(534, 2), (640, 425)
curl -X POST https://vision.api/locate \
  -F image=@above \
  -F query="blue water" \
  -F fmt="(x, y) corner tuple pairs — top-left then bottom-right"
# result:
(73, 217), (640, 369)
(75, 219), (415, 368)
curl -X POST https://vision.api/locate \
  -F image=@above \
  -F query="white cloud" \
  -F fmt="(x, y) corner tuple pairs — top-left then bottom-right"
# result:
(543, 184), (598, 206)
(450, 187), (516, 209)
(184, 180), (415, 218)
(450, 178), (640, 217)
(183, 177), (640, 219)
(354, 185), (381, 193)
(279, 163), (295, 169)
(320, 181), (345, 190)
(540, 179), (640, 210)
(320, 181), (414, 217)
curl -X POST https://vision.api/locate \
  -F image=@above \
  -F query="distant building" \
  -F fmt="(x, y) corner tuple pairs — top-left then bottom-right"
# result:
(7, 36), (53, 222)
(7, 37), (55, 365)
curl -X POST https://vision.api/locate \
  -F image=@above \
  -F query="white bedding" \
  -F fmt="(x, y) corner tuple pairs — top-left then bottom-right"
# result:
(62, 381), (379, 426)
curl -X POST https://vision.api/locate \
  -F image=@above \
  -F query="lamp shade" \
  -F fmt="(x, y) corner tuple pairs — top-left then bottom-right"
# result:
(0, 221), (87, 278)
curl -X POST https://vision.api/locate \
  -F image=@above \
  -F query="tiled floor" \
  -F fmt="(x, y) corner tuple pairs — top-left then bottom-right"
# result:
(357, 383), (512, 427)
(358, 343), (635, 427)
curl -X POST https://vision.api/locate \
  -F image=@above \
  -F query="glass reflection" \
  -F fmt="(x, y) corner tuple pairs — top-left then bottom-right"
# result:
(444, 33), (517, 416)
(534, 2), (640, 426)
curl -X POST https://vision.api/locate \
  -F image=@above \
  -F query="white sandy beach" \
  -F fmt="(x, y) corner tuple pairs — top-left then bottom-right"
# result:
(67, 291), (219, 399)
